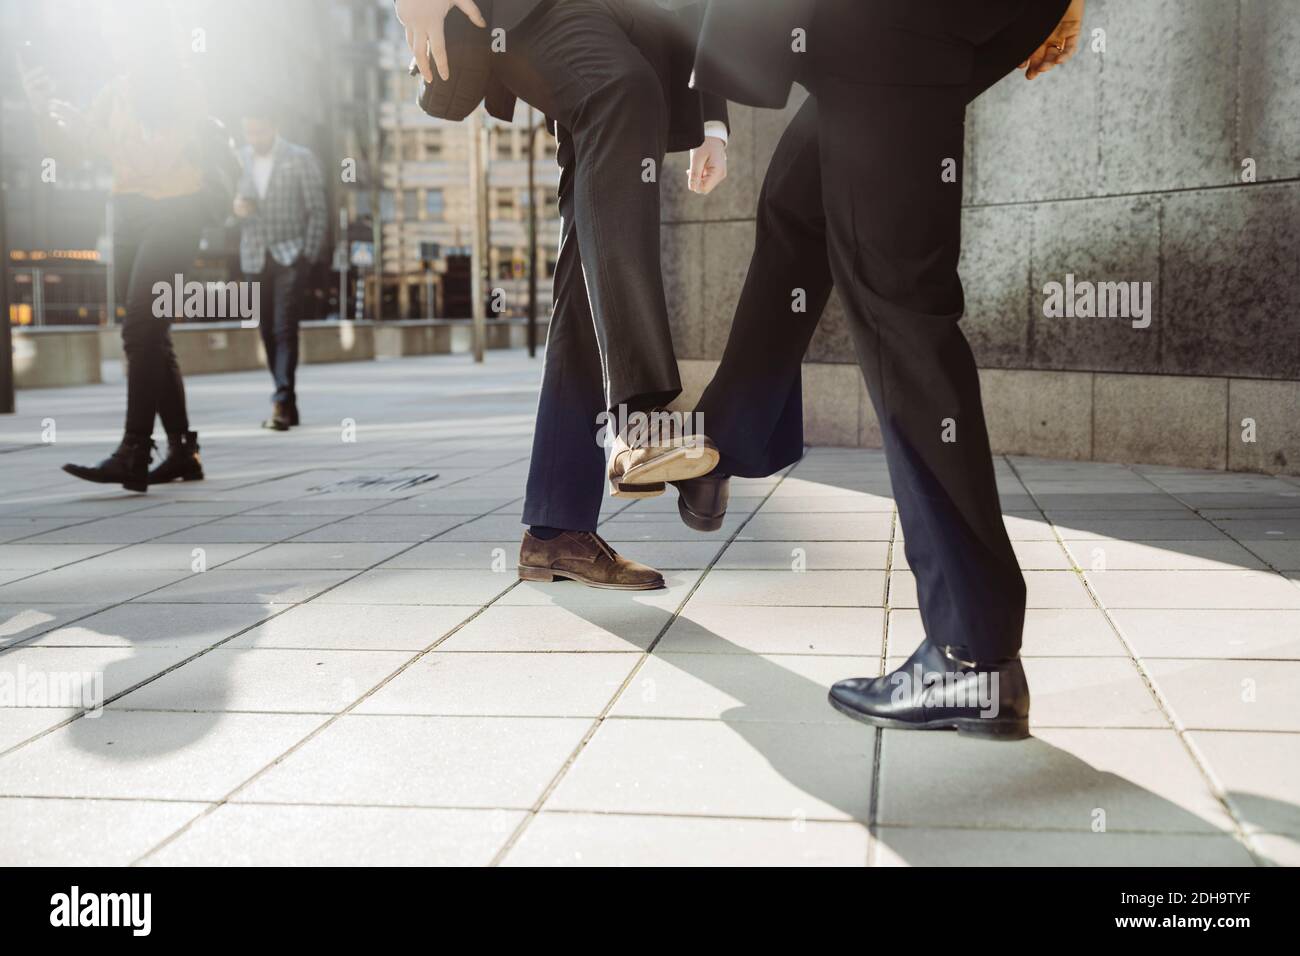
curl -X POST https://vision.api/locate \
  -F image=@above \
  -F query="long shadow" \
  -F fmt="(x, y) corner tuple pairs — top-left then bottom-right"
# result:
(545, 582), (1288, 865)
(0, 594), (265, 762)
(539, 451), (1300, 865)
(0, 491), (339, 762)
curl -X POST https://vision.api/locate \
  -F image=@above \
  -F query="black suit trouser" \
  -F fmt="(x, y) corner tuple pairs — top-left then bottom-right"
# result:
(498, 0), (681, 531)
(696, 0), (1069, 659)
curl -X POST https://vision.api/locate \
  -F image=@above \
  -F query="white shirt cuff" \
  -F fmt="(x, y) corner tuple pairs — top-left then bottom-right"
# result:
(703, 120), (728, 146)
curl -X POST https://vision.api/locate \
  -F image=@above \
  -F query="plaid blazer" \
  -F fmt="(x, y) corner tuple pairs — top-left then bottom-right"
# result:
(236, 138), (327, 274)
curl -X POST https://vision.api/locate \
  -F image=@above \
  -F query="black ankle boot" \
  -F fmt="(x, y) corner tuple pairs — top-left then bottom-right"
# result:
(148, 431), (204, 485)
(829, 638), (1030, 740)
(62, 436), (154, 493)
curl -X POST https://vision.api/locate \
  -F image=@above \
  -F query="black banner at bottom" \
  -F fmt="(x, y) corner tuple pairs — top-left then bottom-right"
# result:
(0, 866), (1286, 940)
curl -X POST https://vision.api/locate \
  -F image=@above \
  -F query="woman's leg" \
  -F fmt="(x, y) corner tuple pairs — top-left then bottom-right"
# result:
(120, 197), (200, 439)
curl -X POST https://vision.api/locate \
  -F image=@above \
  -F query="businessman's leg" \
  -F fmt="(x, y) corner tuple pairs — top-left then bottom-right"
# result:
(496, 0), (679, 412)
(523, 141), (607, 535)
(695, 96), (833, 479)
(816, 74), (1024, 664)
(271, 263), (302, 408)
(503, 0), (714, 587)
(825, 3), (1074, 737)
(517, 131), (666, 591)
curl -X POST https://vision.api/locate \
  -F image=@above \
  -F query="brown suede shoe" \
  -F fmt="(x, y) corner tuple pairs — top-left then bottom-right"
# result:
(608, 408), (719, 499)
(518, 531), (665, 590)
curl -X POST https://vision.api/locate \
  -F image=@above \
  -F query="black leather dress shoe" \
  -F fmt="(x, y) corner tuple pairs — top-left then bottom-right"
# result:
(671, 474), (730, 532)
(829, 638), (1030, 740)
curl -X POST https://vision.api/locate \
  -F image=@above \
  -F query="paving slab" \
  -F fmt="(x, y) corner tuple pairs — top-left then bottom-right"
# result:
(503, 812), (870, 867)
(1, 350), (1294, 866)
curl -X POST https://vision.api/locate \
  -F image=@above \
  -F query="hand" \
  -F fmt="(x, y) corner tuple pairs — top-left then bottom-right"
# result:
(233, 197), (256, 219)
(1020, 0), (1085, 80)
(688, 136), (727, 195)
(395, 0), (486, 83)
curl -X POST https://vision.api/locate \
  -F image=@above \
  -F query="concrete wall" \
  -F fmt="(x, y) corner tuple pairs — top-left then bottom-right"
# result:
(11, 328), (102, 389)
(661, 0), (1300, 474)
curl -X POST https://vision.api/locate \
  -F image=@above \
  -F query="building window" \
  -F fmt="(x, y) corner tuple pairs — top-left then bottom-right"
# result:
(426, 189), (445, 220)
(379, 191), (396, 222)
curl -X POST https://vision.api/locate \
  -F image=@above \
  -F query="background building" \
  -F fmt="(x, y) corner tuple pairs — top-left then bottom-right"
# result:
(2, 0), (561, 328)
(369, 8), (560, 321)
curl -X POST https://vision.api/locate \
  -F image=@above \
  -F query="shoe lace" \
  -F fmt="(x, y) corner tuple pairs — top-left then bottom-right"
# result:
(579, 532), (618, 562)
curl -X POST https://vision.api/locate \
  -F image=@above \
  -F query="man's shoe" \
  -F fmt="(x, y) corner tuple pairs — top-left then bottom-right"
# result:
(62, 436), (153, 493)
(286, 400), (300, 427)
(518, 530), (665, 590)
(263, 402), (292, 431)
(671, 474), (730, 532)
(608, 408), (719, 499)
(828, 638), (1030, 740)
(148, 431), (204, 485)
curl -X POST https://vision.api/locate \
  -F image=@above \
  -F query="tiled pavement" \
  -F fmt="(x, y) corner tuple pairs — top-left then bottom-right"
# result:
(1, 349), (1298, 866)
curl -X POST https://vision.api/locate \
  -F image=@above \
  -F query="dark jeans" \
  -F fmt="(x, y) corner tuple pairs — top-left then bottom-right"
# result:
(253, 259), (303, 405)
(115, 193), (203, 440)
(496, 0), (680, 531)
(696, 0), (1070, 659)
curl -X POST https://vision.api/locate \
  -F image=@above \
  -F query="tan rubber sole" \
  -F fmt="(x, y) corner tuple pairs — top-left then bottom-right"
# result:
(616, 443), (720, 489)
(518, 565), (665, 591)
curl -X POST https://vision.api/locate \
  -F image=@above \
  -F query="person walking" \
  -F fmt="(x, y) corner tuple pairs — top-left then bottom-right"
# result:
(234, 106), (328, 431)
(24, 8), (221, 491)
